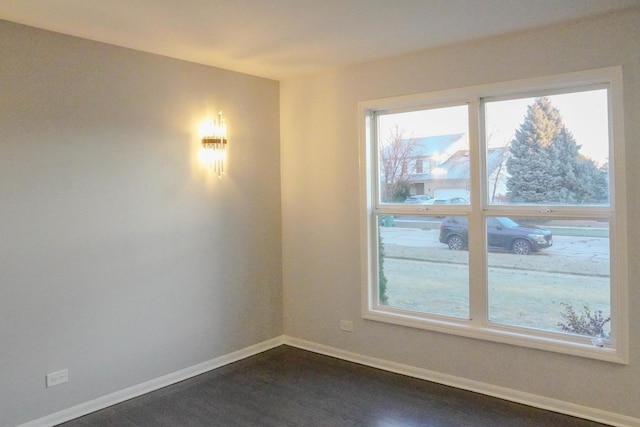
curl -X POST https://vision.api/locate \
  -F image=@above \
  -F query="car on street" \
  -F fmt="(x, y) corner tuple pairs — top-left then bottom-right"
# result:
(404, 195), (468, 205)
(404, 195), (433, 204)
(431, 197), (467, 204)
(439, 216), (553, 255)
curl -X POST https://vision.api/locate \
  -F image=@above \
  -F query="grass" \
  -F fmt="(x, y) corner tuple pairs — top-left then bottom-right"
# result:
(381, 250), (610, 336)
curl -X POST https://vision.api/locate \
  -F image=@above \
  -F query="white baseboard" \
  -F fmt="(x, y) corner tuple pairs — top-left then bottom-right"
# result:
(18, 335), (640, 427)
(283, 336), (640, 427)
(17, 336), (285, 427)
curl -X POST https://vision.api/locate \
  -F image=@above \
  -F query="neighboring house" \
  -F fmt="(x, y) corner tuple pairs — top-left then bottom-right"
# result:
(405, 133), (468, 174)
(380, 133), (466, 197)
(402, 133), (509, 202)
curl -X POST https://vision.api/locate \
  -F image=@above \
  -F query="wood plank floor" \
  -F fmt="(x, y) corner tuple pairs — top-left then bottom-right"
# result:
(59, 345), (607, 426)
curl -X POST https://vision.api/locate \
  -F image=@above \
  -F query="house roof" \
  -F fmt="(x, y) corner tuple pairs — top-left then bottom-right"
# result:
(409, 147), (508, 182)
(406, 134), (467, 157)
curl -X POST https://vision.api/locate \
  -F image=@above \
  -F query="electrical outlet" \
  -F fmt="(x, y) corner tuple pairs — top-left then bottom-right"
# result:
(46, 369), (68, 388)
(340, 320), (354, 332)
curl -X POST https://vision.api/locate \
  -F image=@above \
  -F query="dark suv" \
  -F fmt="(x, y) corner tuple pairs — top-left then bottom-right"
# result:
(439, 216), (553, 255)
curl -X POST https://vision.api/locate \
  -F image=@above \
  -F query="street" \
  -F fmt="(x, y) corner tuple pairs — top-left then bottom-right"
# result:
(380, 226), (609, 261)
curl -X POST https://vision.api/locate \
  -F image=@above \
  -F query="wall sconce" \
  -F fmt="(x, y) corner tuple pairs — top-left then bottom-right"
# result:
(200, 111), (228, 178)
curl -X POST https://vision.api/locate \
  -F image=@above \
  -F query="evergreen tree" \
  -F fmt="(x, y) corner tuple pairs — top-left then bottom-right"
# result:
(506, 97), (561, 203)
(506, 97), (607, 204)
(548, 126), (581, 203)
(576, 157), (608, 204)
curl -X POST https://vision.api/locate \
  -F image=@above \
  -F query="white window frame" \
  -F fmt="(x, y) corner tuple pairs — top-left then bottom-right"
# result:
(359, 67), (628, 363)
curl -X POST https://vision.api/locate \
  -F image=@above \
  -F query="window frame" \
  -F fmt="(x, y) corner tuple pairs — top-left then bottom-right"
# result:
(359, 67), (628, 363)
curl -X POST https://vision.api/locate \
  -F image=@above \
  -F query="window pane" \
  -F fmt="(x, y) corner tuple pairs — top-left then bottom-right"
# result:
(378, 214), (469, 318)
(377, 105), (470, 204)
(486, 217), (611, 339)
(485, 90), (610, 206)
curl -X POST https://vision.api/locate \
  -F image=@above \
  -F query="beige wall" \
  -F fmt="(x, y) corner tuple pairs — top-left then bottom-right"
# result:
(0, 20), (282, 426)
(281, 9), (640, 418)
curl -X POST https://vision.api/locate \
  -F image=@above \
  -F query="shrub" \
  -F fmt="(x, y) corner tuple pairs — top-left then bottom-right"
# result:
(391, 181), (411, 202)
(557, 303), (610, 338)
(378, 227), (388, 304)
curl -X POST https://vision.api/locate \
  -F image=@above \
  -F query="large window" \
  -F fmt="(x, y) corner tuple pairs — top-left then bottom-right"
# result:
(360, 68), (628, 362)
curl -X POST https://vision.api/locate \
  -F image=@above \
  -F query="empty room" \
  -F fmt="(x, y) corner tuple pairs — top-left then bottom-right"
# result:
(1, 1), (639, 426)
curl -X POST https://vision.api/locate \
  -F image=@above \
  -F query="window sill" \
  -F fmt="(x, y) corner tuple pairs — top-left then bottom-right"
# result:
(363, 308), (627, 364)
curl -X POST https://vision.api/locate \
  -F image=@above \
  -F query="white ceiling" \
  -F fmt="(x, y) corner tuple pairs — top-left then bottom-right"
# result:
(1, 0), (639, 80)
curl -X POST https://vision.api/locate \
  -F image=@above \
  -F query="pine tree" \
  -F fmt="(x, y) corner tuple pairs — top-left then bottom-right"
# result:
(506, 97), (607, 204)
(548, 126), (581, 203)
(506, 97), (560, 203)
(575, 157), (608, 204)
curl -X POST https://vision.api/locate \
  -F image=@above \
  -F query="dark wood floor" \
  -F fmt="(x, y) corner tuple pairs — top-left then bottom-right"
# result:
(59, 345), (607, 426)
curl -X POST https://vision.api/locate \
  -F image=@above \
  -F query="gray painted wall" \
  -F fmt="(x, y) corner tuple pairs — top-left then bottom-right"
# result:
(281, 9), (640, 419)
(0, 21), (282, 427)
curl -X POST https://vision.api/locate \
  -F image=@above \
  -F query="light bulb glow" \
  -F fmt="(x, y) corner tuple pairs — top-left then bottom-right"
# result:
(200, 111), (228, 178)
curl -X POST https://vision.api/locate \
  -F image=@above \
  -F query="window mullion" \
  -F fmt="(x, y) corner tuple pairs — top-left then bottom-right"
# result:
(468, 97), (487, 325)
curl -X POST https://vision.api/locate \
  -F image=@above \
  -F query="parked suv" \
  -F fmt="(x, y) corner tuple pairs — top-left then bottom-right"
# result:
(439, 216), (553, 255)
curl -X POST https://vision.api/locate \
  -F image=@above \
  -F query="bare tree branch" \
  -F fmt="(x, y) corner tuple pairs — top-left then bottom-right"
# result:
(379, 125), (418, 202)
